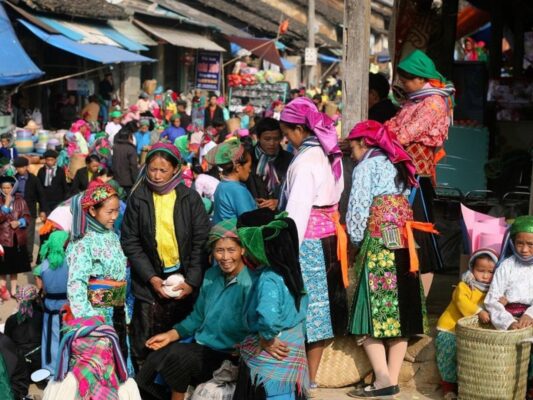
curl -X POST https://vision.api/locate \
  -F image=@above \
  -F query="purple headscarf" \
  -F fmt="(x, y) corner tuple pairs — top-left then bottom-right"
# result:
(348, 120), (418, 187)
(280, 97), (342, 181)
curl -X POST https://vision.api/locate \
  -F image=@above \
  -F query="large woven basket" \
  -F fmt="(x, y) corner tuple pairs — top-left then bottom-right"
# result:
(315, 336), (372, 388)
(457, 315), (533, 400)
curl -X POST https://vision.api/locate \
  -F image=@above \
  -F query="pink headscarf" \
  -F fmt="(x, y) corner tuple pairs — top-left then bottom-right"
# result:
(280, 97), (342, 181)
(348, 120), (418, 187)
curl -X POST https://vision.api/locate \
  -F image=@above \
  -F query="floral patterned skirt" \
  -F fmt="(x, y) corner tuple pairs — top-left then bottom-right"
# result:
(348, 235), (428, 339)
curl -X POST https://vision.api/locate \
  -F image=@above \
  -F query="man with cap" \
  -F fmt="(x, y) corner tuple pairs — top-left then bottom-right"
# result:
(105, 110), (123, 146)
(37, 150), (68, 211)
(14, 156), (48, 263)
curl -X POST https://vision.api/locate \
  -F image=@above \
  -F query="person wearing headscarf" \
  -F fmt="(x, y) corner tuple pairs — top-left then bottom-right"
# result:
(435, 248), (498, 399)
(135, 219), (253, 400)
(160, 114), (186, 144)
(121, 143), (209, 371)
(246, 118), (293, 210)
(345, 121), (431, 398)
(0, 175), (31, 300)
(279, 97), (347, 386)
(105, 110), (123, 145)
(66, 183), (128, 358)
(4, 284), (43, 375)
(233, 209), (309, 400)
(485, 216), (533, 331)
(385, 49), (456, 296)
(34, 230), (70, 374)
(69, 120), (90, 154)
(134, 119), (153, 156)
(207, 139), (256, 224)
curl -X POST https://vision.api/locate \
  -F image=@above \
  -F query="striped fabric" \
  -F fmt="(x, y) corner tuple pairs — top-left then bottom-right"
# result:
(55, 316), (128, 400)
(239, 324), (309, 397)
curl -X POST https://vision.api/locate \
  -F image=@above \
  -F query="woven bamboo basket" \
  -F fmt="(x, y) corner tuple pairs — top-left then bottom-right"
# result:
(315, 336), (372, 388)
(457, 315), (533, 400)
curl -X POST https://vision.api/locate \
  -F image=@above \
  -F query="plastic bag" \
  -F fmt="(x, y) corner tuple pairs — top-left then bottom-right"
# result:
(191, 360), (238, 400)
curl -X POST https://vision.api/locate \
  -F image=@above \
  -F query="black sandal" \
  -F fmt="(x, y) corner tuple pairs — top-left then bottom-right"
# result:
(347, 384), (400, 398)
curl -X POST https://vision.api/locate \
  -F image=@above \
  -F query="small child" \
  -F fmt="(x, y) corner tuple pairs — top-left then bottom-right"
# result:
(0, 133), (18, 164)
(435, 249), (498, 400)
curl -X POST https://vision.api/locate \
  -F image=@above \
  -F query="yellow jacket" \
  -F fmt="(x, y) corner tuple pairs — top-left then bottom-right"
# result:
(437, 281), (486, 333)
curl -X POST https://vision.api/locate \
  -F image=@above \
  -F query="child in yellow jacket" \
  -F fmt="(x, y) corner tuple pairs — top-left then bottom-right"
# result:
(435, 248), (498, 400)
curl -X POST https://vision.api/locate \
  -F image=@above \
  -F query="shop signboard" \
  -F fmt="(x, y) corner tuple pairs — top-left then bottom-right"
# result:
(195, 51), (222, 91)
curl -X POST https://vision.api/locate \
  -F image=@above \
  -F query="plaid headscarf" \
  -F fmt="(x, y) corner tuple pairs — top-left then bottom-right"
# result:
(15, 284), (40, 324)
(207, 218), (239, 249)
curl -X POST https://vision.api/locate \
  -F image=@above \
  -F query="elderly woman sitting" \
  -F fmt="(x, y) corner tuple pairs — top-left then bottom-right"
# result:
(135, 219), (255, 400)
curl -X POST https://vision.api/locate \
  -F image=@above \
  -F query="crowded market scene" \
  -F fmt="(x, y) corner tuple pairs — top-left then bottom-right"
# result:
(0, 0), (533, 399)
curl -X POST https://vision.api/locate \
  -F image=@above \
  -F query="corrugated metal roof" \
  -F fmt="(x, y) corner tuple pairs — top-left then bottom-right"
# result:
(133, 19), (226, 52)
(108, 20), (158, 47)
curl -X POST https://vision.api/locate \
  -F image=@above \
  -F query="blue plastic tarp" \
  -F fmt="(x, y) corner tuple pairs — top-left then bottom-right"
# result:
(19, 19), (154, 64)
(318, 53), (340, 63)
(0, 4), (43, 86)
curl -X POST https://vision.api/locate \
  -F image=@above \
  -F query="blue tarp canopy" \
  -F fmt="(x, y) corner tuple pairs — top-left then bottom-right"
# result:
(0, 4), (43, 86)
(19, 19), (154, 64)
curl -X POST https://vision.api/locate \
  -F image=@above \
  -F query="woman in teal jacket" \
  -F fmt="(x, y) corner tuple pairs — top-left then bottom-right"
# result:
(233, 209), (309, 400)
(135, 218), (254, 400)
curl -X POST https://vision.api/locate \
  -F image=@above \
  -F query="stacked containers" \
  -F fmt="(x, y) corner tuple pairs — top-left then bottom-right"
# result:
(15, 130), (34, 154)
(35, 130), (49, 154)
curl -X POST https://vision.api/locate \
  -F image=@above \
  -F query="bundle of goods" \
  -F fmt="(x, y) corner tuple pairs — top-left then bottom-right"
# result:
(227, 70), (285, 88)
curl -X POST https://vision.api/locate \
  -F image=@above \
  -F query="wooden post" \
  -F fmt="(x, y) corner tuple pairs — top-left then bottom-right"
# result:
(342, 0), (371, 137)
(306, 0), (317, 87)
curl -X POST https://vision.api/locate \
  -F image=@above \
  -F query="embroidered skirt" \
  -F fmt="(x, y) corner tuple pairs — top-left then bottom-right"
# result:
(300, 236), (348, 343)
(349, 195), (428, 339)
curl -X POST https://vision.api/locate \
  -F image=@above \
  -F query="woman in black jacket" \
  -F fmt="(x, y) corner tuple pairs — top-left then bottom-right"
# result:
(121, 142), (210, 372)
(112, 129), (139, 193)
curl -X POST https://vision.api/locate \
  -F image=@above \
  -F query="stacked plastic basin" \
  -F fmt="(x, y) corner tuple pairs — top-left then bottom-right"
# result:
(35, 130), (49, 154)
(47, 137), (61, 150)
(15, 130), (34, 154)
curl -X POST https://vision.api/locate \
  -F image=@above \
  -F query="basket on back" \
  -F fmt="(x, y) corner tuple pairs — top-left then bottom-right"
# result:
(457, 315), (533, 400)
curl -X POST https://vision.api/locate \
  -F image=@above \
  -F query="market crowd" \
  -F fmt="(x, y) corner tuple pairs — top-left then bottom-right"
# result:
(0, 49), (532, 400)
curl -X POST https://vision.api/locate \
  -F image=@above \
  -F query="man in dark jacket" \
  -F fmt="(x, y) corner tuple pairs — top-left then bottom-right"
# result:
(204, 94), (225, 129)
(121, 181), (209, 370)
(69, 154), (101, 196)
(37, 150), (68, 211)
(112, 130), (139, 193)
(246, 118), (293, 210)
(14, 157), (48, 263)
(368, 72), (398, 123)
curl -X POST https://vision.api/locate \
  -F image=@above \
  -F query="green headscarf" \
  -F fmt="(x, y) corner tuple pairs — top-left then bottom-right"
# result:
(510, 216), (533, 236)
(207, 218), (239, 248)
(237, 211), (289, 266)
(39, 230), (69, 270)
(205, 139), (244, 166)
(398, 49), (448, 83)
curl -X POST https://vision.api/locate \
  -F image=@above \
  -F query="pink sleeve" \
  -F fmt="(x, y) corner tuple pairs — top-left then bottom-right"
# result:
(386, 96), (449, 147)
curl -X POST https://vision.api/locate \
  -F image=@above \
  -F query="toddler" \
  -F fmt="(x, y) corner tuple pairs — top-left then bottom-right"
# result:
(435, 249), (498, 399)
